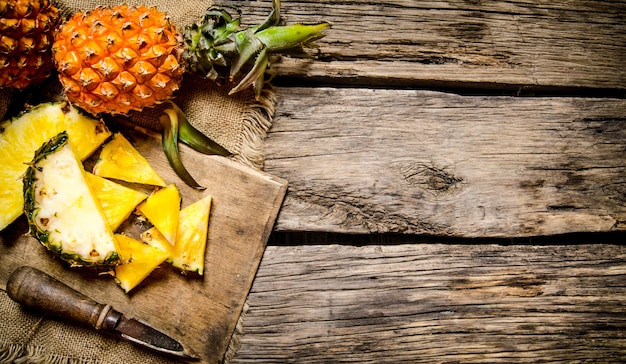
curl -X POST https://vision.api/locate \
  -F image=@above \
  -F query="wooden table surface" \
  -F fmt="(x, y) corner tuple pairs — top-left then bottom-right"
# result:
(229, 0), (626, 362)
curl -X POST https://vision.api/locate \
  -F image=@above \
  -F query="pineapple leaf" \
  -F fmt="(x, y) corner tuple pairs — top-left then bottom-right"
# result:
(166, 101), (231, 156)
(160, 106), (205, 190)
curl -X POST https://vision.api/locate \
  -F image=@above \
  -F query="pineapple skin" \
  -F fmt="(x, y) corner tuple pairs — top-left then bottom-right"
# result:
(0, 0), (61, 89)
(52, 5), (185, 115)
(24, 132), (121, 267)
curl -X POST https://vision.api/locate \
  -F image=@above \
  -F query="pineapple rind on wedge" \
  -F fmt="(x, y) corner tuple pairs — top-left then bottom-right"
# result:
(171, 195), (212, 275)
(93, 132), (166, 187)
(0, 102), (111, 231)
(23, 132), (121, 267)
(115, 234), (169, 293)
(137, 184), (181, 245)
(84, 172), (148, 231)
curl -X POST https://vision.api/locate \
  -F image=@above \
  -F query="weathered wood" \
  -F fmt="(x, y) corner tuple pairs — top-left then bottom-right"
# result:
(232, 240), (626, 363)
(230, 0), (626, 91)
(0, 126), (287, 364)
(266, 87), (626, 237)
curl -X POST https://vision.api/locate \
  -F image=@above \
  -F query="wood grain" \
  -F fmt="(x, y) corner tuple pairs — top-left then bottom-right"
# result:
(0, 126), (287, 364)
(233, 240), (626, 363)
(231, 0), (626, 91)
(265, 87), (626, 237)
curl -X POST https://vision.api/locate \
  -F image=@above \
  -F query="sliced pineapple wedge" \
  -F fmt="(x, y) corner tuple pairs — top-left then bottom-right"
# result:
(0, 102), (111, 231)
(84, 172), (148, 231)
(142, 195), (212, 275)
(137, 184), (181, 245)
(171, 195), (212, 275)
(115, 234), (169, 293)
(93, 132), (166, 187)
(23, 132), (121, 267)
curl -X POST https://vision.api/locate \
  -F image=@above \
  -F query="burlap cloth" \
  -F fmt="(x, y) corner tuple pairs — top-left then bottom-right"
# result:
(1, 0), (277, 363)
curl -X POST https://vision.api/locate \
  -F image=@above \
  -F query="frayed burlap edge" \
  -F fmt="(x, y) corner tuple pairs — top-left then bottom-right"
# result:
(0, 341), (103, 364)
(231, 86), (277, 170)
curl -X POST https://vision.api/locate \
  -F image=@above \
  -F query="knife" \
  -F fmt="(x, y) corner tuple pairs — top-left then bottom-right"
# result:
(6, 266), (198, 361)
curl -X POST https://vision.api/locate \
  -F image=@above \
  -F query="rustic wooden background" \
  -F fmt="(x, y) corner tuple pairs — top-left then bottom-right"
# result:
(228, 0), (626, 362)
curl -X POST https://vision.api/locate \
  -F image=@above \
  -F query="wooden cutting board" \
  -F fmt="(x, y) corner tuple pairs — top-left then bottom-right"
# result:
(0, 125), (288, 363)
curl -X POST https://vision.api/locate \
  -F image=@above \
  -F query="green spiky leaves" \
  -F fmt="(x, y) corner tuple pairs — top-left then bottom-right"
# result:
(183, 0), (331, 98)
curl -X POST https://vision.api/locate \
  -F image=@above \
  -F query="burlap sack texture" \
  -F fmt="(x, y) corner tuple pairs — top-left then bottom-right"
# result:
(1, 0), (277, 363)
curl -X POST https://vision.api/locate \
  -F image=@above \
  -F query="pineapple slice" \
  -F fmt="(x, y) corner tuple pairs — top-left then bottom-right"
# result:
(84, 173), (148, 231)
(0, 102), (111, 231)
(141, 195), (212, 275)
(115, 234), (169, 293)
(171, 195), (212, 275)
(23, 132), (121, 267)
(137, 184), (181, 245)
(93, 133), (166, 187)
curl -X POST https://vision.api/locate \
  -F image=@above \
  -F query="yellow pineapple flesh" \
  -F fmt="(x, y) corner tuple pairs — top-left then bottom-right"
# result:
(23, 132), (121, 267)
(52, 5), (184, 115)
(92, 132), (166, 187)
(137, 183), (180, 245)
(84, 172), (148, 231)
(170, 195), (212, 275)
(141, 194), (212, 274)
(0, 102), (110, 231)
(0, 0), (60, 89)
(140, 227), (172, 254)
(115, 233), (169, 293)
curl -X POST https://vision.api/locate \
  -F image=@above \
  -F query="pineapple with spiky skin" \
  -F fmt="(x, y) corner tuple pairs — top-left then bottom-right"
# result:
(52, 5), (185, 116)
(23, 132), (121, 267)
(0, 0), (60, 90)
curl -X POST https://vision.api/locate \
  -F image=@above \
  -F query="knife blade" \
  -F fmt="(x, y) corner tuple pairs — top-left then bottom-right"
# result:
(6, 266), (198, 361)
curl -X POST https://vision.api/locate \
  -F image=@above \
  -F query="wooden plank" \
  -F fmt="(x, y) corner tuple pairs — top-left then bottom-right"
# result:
(266, 87), (626, 237)
(232, 240), (626, 363)
(231, 0), (626, 90)
(0, 126), (287, 364)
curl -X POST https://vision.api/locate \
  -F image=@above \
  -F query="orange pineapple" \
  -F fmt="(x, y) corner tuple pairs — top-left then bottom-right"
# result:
(0, 0), (60, 89)
(52, 5), (184, 116)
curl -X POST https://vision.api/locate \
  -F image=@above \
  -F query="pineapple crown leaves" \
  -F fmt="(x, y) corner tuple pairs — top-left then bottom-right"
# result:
(183, 0), (331, 98)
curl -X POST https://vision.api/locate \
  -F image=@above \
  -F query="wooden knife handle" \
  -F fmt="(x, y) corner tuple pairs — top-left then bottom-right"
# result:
(6, 266), (121, 331)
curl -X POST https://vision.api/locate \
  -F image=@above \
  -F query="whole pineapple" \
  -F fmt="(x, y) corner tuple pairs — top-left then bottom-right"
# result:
(0, 0), (60, 89)
(52, 5), (185, 116)
(53, 1), (328, 116)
